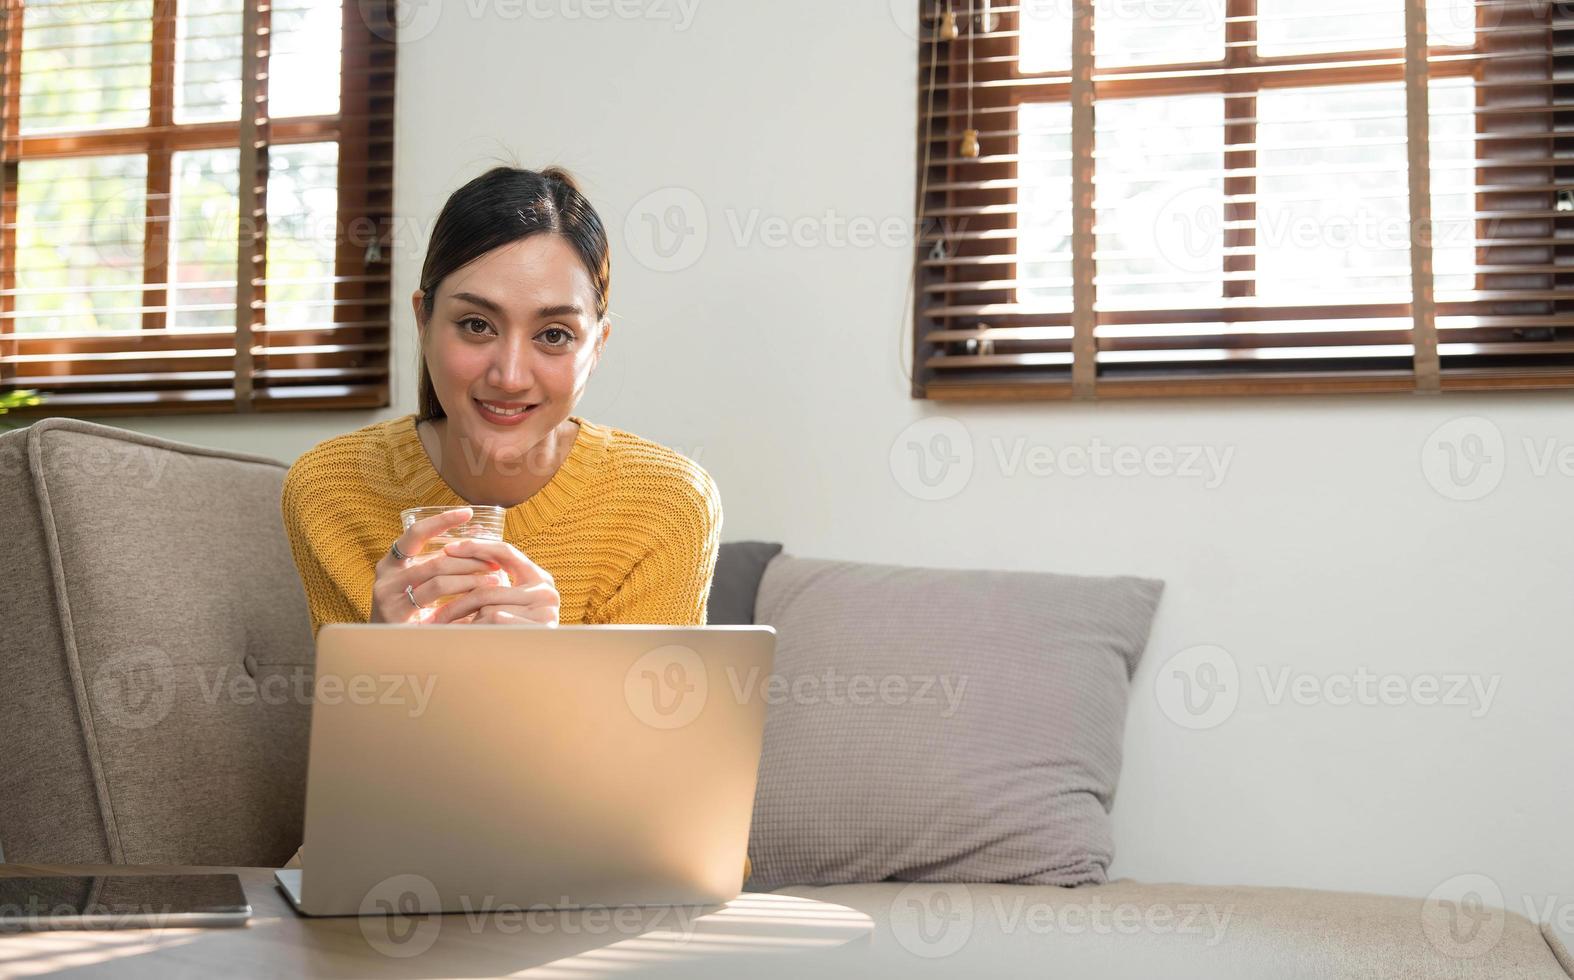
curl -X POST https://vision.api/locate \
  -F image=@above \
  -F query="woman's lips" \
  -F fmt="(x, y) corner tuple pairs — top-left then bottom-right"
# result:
(474, 398), (538, 426)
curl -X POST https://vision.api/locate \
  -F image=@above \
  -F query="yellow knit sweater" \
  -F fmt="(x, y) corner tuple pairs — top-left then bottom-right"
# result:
(280, 413), (747, 879)
(281, 413), (721, 635)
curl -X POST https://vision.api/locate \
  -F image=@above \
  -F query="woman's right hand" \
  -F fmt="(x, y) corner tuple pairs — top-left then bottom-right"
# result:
(370, 507), (509, 624)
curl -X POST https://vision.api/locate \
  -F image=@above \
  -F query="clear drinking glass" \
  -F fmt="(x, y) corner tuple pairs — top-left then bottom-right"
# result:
(398, 505), (508, 608)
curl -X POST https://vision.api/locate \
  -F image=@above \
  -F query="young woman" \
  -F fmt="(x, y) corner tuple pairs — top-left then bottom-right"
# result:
(281, 167), (721, 634)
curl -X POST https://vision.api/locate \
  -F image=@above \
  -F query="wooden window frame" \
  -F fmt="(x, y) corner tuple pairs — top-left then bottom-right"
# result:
(913, 0), (1574, 400)
(0, 0), (397, 417)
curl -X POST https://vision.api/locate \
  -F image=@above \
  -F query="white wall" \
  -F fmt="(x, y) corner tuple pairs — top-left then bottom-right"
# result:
(111, 0), (1571, 925)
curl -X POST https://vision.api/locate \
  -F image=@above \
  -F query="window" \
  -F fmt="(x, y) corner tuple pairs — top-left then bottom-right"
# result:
(913, 0), (1574, 399)
(1, 0), (397, 415)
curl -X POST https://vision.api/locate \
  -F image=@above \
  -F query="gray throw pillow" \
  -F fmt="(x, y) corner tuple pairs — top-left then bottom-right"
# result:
(706, 541), (783, 625)
(745, 555), (1163, 889)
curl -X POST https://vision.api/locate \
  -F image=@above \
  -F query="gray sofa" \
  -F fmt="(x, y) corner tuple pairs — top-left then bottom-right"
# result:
(3, 417), (1569, 980)
(1, 417), (312, 867)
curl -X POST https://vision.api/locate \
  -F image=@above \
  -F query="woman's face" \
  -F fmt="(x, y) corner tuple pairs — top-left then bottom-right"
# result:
(415, 234), (608, 471)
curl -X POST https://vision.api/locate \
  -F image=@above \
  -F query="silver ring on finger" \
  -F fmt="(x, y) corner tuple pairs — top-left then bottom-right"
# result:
(390, 540), (410, 562)
(405, 584), (424, 610)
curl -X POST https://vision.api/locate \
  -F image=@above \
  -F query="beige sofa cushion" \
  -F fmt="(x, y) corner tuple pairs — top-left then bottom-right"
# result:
(0, 418), (314, 866)
(746, 554), (1163, 890)
(767, 880), (1572, 979)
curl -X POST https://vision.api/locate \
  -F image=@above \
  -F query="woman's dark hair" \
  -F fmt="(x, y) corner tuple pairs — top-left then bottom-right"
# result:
(415, 166), (610, 422)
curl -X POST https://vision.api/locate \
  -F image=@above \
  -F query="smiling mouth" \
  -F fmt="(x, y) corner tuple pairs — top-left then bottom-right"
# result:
(474, 398), (539, 421)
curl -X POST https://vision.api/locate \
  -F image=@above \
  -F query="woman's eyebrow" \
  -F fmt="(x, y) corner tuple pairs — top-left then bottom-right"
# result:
(450, 290), (505, 315)
(537, 303), (584, 318)
(449, 291), (583, 320)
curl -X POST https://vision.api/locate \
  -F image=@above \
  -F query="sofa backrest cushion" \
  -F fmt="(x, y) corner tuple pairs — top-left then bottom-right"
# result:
(745, 553), (1163, 889)
(0, 418), (314, 866)
(708, 541), (784, 624)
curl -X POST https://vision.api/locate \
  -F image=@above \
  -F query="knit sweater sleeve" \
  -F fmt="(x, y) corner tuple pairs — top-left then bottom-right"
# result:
(281, 451), (372, 638)
(596, 461), (723, 626)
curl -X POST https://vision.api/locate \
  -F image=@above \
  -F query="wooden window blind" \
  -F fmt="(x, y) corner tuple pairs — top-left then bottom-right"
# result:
(0, 0), (396, 416)
(912, 0), (1574, 399)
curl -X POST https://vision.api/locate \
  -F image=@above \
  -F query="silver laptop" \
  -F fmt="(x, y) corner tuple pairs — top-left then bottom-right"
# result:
(275, 623), (775, 917)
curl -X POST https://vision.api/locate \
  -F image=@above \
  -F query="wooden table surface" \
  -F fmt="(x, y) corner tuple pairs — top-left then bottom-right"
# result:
(0, 865), (873, 979)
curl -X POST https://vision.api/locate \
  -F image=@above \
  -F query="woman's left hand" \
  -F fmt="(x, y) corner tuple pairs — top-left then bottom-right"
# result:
(428, 538), (560, 626)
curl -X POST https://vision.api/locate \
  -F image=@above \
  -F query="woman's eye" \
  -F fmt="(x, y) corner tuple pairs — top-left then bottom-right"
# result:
(459, 317), (493, 336)
(539, 327), (574, 347)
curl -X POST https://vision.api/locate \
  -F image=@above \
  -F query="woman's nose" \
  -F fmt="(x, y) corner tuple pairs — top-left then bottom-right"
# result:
(488, 343), (534, 394)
